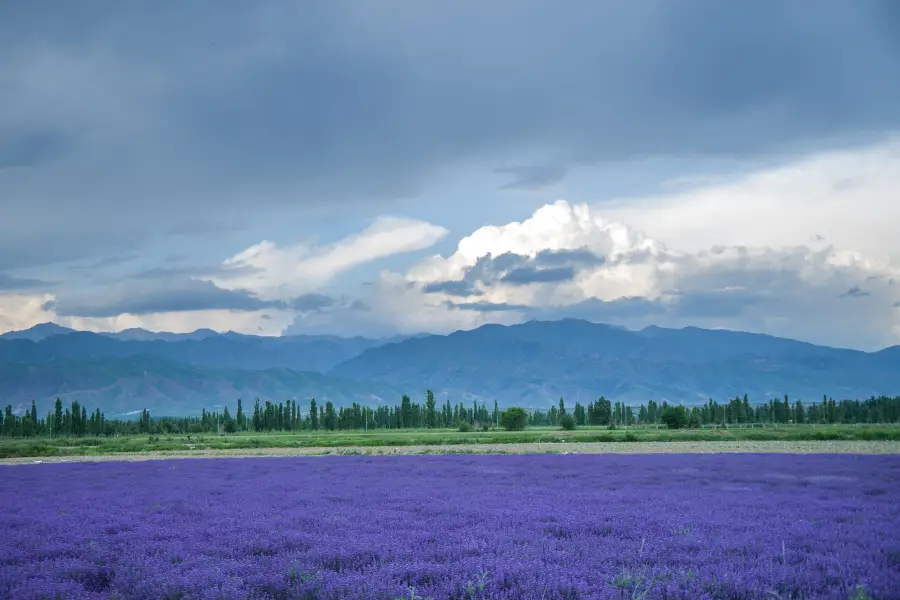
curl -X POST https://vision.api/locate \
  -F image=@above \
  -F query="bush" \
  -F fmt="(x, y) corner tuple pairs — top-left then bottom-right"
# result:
(223, 420), (237, 434)
(457, 421), (472, 433)
(500, 407), (528, 431)
(559, 414), (576, 430)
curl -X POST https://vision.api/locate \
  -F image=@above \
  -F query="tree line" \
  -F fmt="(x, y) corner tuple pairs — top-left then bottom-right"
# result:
(1, 393), (899, 438)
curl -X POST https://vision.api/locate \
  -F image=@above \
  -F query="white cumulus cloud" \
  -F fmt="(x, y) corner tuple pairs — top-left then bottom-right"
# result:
(351, 188), (900, 349)
(210, 216), (448, 300)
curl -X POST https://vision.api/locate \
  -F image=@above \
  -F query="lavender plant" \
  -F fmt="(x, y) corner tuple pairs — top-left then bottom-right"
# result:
(1, 454), (897, 599)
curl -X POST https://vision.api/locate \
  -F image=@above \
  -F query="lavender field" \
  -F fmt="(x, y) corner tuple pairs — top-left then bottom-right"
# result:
(2, 455), (899, 600)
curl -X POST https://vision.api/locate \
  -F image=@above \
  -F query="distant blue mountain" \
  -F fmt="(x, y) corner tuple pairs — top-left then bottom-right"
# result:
(0, 328), (403, 372)
(329, 319), (899, 407)
(101, 327), (222, 342)
(0, 322), (76, 341)
(1, 319), (897, 414)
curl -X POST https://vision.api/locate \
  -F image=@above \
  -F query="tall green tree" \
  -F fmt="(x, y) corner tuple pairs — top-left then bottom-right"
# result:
(324, 401), (336, 430)
(53, 398), (63, 437)
(400, 395), (412, 428)
(592, 396), (612, 426)
(309, 398), (319, 430)
(425, 390), (437, 428)
(252, 399), (261, 431)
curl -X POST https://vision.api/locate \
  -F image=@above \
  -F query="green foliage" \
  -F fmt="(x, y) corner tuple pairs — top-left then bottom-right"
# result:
(464, 570), (490, 600)
(848, 586), (873, 600)
(559, 414), (576, 430)
(660, 406), (688, 429)
(2, 424), (900, 458)
(393, 586), (432, 600)
(223, 420), (237, 434)
(500, 407), (528, 431)
(457, 421), (472, 433)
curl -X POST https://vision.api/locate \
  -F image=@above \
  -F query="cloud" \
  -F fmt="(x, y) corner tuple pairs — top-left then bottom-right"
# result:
(422, 281), (483, 297)
(0, 130), (69, 170)
(501, 266), (575, 285)
(0, 273), (51, 291)
(210, 216), (447, 300)
(68, 254), (139, 272)
(2, 1), (899, 267)
(46, 276), (281, 318)
(362, 196), (900, 349)
(526, 297), (667, 322)
(840, 285), (870, 298)
(599, 138), (900, 263)
(60, 309), (294, 338)
(289, 293), (336, 312)
(494, 165), (567, 190)
(448, 301), (532, 313)
(0, 293), (56, 335)
(0, 212), (447, 335)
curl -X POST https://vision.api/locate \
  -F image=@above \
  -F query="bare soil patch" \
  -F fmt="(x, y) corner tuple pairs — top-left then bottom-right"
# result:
(2, 440), (898, 464)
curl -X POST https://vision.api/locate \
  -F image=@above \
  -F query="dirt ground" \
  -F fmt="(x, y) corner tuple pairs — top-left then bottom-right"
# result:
(2, 440), (899, 465)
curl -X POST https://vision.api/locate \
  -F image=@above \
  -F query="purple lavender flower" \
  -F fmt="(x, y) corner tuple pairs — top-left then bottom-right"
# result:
(1, 454), (897, 599)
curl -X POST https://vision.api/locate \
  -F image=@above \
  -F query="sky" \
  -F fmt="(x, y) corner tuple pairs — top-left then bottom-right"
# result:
(2, 1), (900, 350)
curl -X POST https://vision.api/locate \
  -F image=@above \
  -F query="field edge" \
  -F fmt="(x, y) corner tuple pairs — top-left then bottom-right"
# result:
(2, 439), (900, 464)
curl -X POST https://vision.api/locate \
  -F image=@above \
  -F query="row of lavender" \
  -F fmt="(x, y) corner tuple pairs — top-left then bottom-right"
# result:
(2, 454), (898, 599)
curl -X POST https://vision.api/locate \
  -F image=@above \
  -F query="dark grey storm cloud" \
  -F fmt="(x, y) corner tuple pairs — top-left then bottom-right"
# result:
(0, 273), (50, 291)
(68, 254), (139, 272)
(423, 280), (483, 297)
(532, 249), (607, 268)
(461, 248), (605, 289)
(46, 277), (282, 317)
(0, 130), (69, 170)
(289, 293), (335, 312)
(500, 266), (575, 285)
(494, 166), (567, 190)
(840, 285), (870, 298)
(2, 1), (899, 266)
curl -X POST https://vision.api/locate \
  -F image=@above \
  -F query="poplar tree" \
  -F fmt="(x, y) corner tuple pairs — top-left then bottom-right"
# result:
(309, 398), (319, 430)
(54, 398), (63, 437)
(425, 390), (437, 428)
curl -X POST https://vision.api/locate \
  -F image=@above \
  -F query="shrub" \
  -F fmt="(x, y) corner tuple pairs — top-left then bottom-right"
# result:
(500, 407), (528, 431)
(559, 414), (576, 430)
(223, 420), (237, 434)
(457, 421), (472, 433)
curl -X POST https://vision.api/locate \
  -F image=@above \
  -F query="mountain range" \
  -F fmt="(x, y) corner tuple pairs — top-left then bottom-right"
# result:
(1, 320), (897, 416)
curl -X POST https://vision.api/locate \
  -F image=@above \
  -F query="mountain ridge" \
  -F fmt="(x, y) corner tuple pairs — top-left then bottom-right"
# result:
(0, 356), (406, 417)
(328, 319), (897, 407)
(1, 319), (897, 415)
